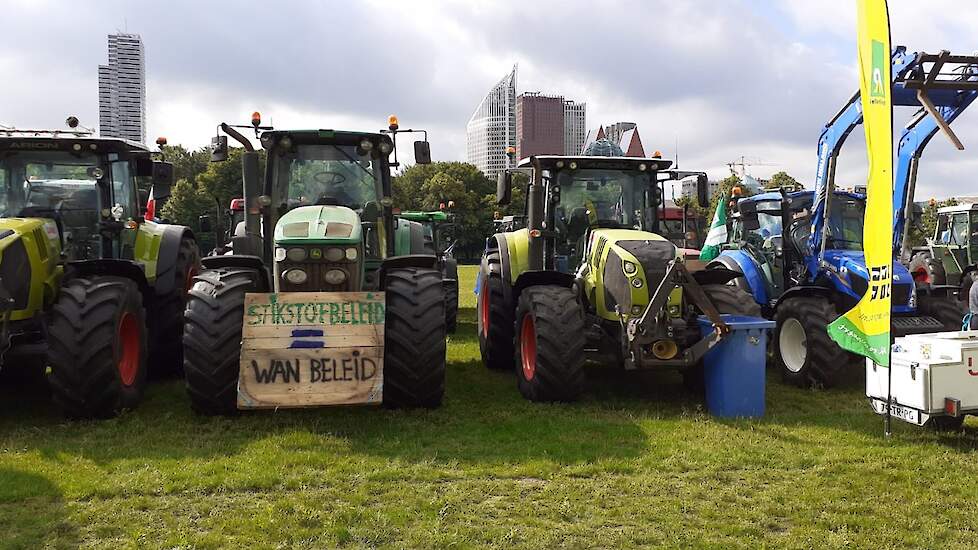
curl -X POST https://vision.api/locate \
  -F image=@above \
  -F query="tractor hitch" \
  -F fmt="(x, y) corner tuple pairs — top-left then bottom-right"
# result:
(624, 260), (730, 368)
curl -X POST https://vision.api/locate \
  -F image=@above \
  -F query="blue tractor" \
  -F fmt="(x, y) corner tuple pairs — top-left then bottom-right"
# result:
(711, 47), (978, 388)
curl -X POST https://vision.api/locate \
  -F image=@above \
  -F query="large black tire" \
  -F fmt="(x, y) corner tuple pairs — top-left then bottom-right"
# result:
(918, 295), (967, 332)
(685, 284), (762, 392)
(514, 285), (586, 402)
(47, 276), (148, 418)
(183, 267), (264, 415)
(774, 297), (852, 388)
(383, 267), (446, 408)
(443, 258), (459, 334)
(151, 236), (200, 376)
(908, 251), (946, 287)
(478, 252), (515, 371)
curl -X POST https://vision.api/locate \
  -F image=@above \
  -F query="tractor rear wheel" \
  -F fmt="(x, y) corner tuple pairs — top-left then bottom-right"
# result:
(151, 235), (200, 376)
(685, 284), (762, 392)
(47, 276), (148, 418)
(183, 267), (264, 415)
(774, 297), (851, 388)
(383, 267), (446, 408)
(909, 252), (946, 287)
(478, 252), (515, 371)
(514, 285), (585, 402)
(443, 258), (459, 334)
(918, 295), (967, 332)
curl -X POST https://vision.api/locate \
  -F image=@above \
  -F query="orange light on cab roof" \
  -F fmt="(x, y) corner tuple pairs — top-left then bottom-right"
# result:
(388, 115), (399, 131)
(251, 112), (261, 126)
(652, 150), (662, 158)
(156, 136), (168, 146)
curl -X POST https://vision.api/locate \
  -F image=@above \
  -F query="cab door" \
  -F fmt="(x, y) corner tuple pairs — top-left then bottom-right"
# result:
(109, 158), (139, 260)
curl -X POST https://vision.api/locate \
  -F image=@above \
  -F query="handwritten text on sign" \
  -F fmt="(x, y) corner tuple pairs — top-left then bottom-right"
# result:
(238, 292), (385, 409)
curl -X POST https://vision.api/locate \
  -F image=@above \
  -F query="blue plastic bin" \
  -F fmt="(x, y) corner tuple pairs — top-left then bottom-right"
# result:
(697, 315), (775, 418)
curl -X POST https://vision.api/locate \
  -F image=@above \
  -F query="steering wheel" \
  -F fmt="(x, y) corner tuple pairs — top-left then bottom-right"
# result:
(313, 171), (347, 186)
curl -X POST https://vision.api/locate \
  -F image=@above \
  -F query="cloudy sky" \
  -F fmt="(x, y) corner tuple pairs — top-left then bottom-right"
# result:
(3, 0), (978, 199)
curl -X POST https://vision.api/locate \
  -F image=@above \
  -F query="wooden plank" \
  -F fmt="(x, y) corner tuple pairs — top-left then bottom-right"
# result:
(237, 292), (385, 409)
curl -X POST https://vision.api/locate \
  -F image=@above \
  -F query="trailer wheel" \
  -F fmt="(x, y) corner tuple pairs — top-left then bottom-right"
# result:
(774, 297), (851, 388)
(918, 295), (967, 332)
(151, 236), (200, 376)
(383, 267), (446, 408)
(684, 284), (762, 392)
(909, 252), (946, 287)
(183, 267), (264, 415)
(514, 285), (585, 402)
(47, 276), (148, 418)
(443, 258), (459, 334)
(478, 252), (515, 371)
(927, 415), (965, 432)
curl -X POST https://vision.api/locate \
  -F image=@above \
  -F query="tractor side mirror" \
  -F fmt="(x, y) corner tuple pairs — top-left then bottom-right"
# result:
(151, 162), (174, 199)
(696, 174), (709, 208)
(739, 201), (760, 231)
(497, 171), (513, 205)
(135, 157), (154, 178)
(199, 215), (213, 233)
(211, 135), (229, 162)
(414, 141), (432, 165)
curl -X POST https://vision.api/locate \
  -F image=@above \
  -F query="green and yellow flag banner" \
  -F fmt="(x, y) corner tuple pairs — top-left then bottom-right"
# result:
(827, 0), (893, 366)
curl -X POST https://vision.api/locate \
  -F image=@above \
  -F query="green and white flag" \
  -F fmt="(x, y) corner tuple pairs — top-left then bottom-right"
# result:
(699, 197), (728, 261)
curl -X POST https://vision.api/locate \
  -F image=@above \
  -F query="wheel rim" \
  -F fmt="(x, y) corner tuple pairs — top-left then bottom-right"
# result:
(184, 264), (198, 294)
(913, 268), (930, 284)
(479, 279), (490, 337)
(117, 312), (140, 386)
(520, 314), (537, 381)
(779, 317), (807, 373)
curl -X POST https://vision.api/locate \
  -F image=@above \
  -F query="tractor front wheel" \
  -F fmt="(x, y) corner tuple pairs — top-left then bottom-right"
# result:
(183, 267), (264, 415)
(383, 267), (446, 408)
(514, 285), (585, 402)
(47, 276), (148, 418)
(774, 297), (852, 388)
(151, 235), (200, 376)
(909, 252), (946, 287)
(478, 252), (515, 371)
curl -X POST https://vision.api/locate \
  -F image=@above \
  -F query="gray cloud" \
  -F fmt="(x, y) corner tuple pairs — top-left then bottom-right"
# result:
(3, 0), (978, 199)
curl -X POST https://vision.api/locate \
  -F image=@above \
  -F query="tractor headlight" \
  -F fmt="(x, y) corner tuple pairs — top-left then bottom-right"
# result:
(324, 269), (347, 285)
(286, 247), (307, 262)
(283, 269), (308, 285)
(379, 141), (393, 154)
(623, 261), (637, 275)
(275, 247), (287, 261)
(631, 278), (644, 289)
(325, 247), (345, 262)
(345, 247), (358, 261)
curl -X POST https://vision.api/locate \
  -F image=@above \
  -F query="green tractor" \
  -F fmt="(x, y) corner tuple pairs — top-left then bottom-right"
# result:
(396, 209), (458, 332)
(0, 120), (200, 417)
(480, 155), (760, 401)
(907, 202), (978, 302)
(183, 114), (447, 414)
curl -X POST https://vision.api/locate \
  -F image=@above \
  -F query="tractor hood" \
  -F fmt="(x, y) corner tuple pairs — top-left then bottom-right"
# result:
(588, 228), (679, 321)
(274, 205), (362, 245)
(824, 249), (914, 305)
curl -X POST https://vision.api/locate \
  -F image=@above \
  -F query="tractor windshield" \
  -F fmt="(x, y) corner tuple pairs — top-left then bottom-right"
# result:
(0, 151), (102, 221)
(278, 144), (381, 213)
(552, 169), (650, 234)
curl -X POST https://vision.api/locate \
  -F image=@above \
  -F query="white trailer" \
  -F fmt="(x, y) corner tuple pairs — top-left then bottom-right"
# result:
(866, 331), (978, 429)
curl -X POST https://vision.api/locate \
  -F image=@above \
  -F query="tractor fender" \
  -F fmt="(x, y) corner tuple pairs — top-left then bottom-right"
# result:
(379, 254), (439, 287)
(65, 259), (153, 305)
(772, 285), (833, 312)
(200, 255), (270, 291)
(153, 225), (196, 297)
(513, 270), (575, 301)
(691, 266), (742, 286)
(709, 252), (767, 305)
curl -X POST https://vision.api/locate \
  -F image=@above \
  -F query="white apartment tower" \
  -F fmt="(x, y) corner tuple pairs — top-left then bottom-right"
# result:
(466, 66), (517, 178)
(563, 100), (587, 156)
(98, 33), (146, 144)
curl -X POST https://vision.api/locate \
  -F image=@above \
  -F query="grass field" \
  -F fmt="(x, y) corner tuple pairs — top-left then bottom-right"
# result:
(1, 265), (977, 548)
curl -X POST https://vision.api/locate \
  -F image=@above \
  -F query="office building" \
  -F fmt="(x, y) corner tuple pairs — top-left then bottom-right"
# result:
(98, 33), (146, 144)
(466, 66), (517, 178)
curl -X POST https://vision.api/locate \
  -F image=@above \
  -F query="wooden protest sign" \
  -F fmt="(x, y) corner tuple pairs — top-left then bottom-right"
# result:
(237, 291), (385, 409)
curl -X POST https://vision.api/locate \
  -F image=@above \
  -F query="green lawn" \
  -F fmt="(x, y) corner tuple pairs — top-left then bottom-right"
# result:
(1, 265), (977, 548)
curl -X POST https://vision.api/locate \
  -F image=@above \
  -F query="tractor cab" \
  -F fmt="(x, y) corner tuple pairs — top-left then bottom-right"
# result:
(932, 203), (978, 278)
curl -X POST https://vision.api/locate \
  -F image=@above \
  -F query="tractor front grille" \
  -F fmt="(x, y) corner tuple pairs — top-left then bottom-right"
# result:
(276, 260), (360, 293)
(0, 238), (31, 310)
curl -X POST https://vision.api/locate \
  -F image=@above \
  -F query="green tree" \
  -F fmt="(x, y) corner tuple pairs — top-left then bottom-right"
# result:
(766, 171), (803, 191)
(161, 144), (210, 186)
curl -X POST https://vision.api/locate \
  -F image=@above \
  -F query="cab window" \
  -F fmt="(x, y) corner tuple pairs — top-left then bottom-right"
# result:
(111, 160), (136, 220)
